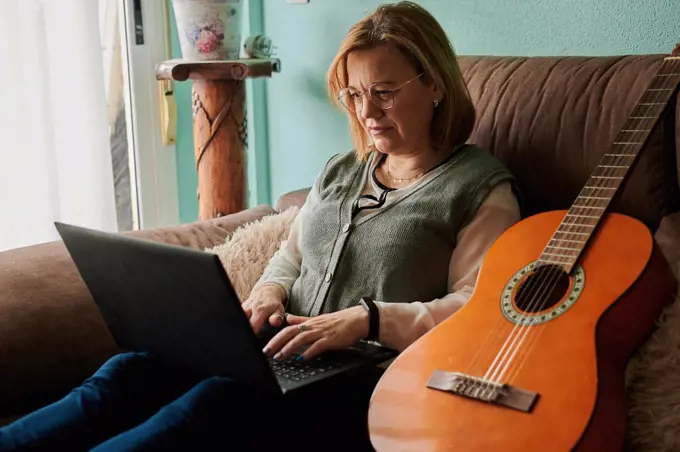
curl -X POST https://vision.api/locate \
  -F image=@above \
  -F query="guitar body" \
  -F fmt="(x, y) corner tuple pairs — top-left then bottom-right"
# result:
(368, 211), (677, 451)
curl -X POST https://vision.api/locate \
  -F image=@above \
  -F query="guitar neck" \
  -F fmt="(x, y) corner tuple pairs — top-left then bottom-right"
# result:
(538, 55), (680, 273)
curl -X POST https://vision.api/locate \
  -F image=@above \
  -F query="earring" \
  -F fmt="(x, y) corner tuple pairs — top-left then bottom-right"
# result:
(433, 99), (440, 108)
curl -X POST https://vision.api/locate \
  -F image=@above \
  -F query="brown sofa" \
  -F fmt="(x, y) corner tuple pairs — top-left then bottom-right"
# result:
(1, 54), (679, 429)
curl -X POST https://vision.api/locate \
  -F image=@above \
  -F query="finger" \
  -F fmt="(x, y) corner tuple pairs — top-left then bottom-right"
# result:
(264, 325), (301, 357)
(242, 303), (252, 318)
(250, 307), (270, 334)
(269, 312), (285, 327)
(284, 314), (309, 325)
(298, 338), (331, 361)
(278, 329), (321, 359)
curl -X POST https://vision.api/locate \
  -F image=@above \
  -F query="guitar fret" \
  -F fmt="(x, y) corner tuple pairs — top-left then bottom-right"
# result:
(598, 165), (627, 169)
(550, 238), (586, 244)
(613, 142), (642, 145)
(621, 129), (648, 132)
(555, 231), (591, 236)
(657, 73), (680, 76)
(565, 214), (600, 219)
(539, 258), (573, 265)
(546, 245), (581, 251)
(638, 102), (666, 105)
(604, 153), (635, 157)
(647, 88), (674, 91)
(584, 186), (616, 190)
(575, 197), (608, 202)
(560, 223), (595, 228)
(629, 116), (655, 119)
(542, 252), (574, 259)
(591, 175), (623, 180)
(572, 207), (605, 212)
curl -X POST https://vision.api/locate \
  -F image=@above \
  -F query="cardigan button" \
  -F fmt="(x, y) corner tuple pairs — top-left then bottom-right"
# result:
(342, 223), (350, 233)
(325, 272), (332, 283)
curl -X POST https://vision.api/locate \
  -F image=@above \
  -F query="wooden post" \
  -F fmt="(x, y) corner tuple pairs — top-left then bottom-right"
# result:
(156, 58), (280, 220)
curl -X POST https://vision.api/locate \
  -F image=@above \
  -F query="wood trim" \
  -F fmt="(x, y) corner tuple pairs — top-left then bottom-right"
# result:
(156, 58), (281, 82)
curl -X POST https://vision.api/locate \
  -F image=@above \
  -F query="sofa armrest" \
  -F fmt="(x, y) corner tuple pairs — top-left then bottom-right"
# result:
(276, 188), (311, 212)
(0, 205), (275, 418)
(125, 205), (276, 249)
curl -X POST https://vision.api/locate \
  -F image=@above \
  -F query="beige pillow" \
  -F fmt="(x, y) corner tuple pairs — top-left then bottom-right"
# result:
(206, 206), (300, 302)
(625, 213), (680, 451)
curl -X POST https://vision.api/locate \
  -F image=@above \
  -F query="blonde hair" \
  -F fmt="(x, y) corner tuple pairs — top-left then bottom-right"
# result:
(327, 1), (476, 161)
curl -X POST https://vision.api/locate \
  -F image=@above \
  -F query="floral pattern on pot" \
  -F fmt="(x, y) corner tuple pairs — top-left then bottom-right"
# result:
(186, 9), (237, 54)
(172, 0), (242, 61)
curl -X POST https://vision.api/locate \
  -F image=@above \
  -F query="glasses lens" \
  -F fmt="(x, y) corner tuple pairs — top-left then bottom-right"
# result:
(339, 90), (359, 112)
(369, 87), (393, 110)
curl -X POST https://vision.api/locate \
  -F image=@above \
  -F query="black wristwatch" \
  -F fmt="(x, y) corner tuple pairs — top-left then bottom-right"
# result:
(360, 297), (380, 342)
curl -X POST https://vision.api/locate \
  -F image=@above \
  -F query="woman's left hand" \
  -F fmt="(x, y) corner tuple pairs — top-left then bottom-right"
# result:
(263, 306), (369, 361)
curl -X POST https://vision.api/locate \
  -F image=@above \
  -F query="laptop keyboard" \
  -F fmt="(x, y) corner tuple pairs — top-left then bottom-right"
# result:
(268, 355), (342, 381)
(268, 342), (397, 383)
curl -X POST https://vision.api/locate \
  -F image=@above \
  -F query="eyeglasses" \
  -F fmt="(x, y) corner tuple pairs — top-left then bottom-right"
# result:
(337, 73), (424, 113)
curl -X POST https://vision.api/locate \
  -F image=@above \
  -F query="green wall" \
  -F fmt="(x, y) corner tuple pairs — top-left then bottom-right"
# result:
(172, 0), (680, 221)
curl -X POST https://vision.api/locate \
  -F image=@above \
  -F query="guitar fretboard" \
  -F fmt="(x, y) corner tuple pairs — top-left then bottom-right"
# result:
(538, 56), (680, 273)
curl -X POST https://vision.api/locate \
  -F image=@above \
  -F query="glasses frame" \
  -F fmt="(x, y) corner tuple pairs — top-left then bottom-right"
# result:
(337, 72), (425, 113)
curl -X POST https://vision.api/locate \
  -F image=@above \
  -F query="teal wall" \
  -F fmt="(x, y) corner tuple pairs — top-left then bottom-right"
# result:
(169, 6), (198, 223)
(172, 0), (679, 219)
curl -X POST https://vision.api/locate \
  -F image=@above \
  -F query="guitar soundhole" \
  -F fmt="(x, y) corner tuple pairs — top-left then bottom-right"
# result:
(514, 265), (570, 313)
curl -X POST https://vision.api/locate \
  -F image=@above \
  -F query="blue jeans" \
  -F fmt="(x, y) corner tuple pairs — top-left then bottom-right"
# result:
(0, 352), (282, 451)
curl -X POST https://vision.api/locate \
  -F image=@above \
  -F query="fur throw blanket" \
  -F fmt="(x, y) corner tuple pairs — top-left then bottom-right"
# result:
(206, 206), (299, 302)
(625, 267), (680, 450)
(206, 207), (680, 450)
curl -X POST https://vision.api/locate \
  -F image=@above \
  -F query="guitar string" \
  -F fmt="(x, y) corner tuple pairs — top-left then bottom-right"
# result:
(499, 59), (680, 385)
(497, 111), (655, 384)
(475, 58), (680, 391)
(487, 59), (679, 386)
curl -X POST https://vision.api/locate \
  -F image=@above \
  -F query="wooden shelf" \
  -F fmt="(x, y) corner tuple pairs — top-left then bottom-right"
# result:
(155, 58), (281, 82)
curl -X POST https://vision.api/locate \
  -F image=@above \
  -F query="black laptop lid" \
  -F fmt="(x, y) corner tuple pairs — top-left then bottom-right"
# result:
(55, 222), (281, 396)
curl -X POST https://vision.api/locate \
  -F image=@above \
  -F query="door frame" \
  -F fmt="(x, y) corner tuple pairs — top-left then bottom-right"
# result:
(119, 0), (180, 229)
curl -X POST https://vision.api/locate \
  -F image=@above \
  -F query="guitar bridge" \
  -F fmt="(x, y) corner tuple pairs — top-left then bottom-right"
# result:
(426, 370), (539, 413)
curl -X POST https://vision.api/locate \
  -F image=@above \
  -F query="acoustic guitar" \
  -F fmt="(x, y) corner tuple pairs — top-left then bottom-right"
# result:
(367, 47), (680, 451)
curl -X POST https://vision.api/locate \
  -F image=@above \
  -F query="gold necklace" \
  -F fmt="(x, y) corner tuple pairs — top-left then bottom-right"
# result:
(385, 160), (425, 184)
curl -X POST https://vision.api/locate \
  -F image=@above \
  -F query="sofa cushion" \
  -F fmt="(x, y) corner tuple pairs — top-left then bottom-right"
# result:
(276, 188), (310, 213)
(459, 55), (680, 230)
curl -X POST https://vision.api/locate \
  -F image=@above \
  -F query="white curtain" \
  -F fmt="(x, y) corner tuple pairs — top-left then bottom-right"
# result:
(0, 0), (117, 252)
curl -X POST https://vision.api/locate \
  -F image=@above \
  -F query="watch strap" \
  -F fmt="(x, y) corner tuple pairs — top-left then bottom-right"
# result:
(360, 297), (380, 342)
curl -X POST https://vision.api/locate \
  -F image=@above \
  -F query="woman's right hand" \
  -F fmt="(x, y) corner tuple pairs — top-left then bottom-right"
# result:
(242, 284), (287, 333)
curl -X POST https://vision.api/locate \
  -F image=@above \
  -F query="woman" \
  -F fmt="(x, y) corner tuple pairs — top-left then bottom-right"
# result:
(0, 2), (520, 451)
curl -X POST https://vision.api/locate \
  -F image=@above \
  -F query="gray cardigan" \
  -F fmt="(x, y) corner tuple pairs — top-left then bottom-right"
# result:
(284, 146), (515, 317)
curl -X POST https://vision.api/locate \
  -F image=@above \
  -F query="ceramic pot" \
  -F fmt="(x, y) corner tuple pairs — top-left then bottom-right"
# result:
(171, 0), (242, 61)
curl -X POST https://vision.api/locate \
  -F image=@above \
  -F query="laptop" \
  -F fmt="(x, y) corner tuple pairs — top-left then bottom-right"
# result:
(54, 222), (397, 397)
